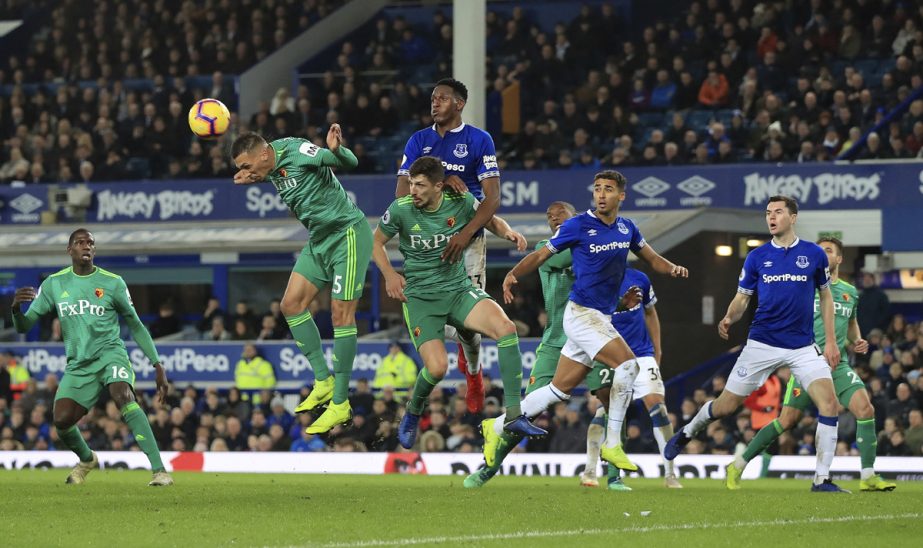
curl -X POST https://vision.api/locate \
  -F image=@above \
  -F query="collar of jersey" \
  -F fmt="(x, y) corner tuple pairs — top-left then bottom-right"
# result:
(430, 122), (466, 133)
(587, 209), (619, 227)
(770, 236), (800, 249)
(422, 193), (445, 213)
(68, 266), (98, 278)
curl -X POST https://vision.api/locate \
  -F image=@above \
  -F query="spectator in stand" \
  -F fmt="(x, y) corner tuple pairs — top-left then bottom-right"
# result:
(204, 317), (232, 341)
(267, 397), (294, 434)
(858, 272), (891, 335)
(372, 341), (418, 397)
(197, 297), (225, 334)
(232, 318), (256, 341)
(905, 409), (923, 456)
(889, 383), (919, 427)
(698, 70), (730, 108)
(234, 344), (276, 399)
(257, 314), (284, 341)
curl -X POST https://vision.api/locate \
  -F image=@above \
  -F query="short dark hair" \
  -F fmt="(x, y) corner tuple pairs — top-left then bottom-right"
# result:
(408, 156), (445, 184)
(548, 201), (576, 215)
(817, 236), (844, 256)
(230, 132), (267, 159)
(594, 170), (628, 191)
(68, 228), (91, 247)
(434, 78), (468, 101)
(768, 195), (799, 214)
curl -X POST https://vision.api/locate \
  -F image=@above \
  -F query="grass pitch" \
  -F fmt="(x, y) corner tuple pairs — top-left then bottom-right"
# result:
(1, 470), (919, 547)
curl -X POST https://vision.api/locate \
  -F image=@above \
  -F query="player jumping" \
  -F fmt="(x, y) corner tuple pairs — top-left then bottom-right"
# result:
(396, 78), (500, 414)
(665, 196), (849, 493)
(725, 236), (897, 492)
(11, 229), (173, 486)
(231, 124), (371, 433)
(465, 171), (689, 488)
(373, 156), (544, 445)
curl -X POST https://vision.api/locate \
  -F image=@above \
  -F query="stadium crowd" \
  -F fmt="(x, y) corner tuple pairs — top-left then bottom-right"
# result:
(3, 1), (923, 183)
(3, 312), (922, 457)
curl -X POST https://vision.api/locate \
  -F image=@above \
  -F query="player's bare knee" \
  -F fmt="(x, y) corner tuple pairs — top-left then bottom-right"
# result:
(53, 415), (76, 431)
(643, 394), (664, 410)
(853, 400), (874, 420)
(491, 318), (517, 340)
(711, 393), (740, 417)
(110, 384), (135, 409)
(279, 295), (303, 317)
(330, 302), (356, 327)
(428, 361), (448, 380)
(778, 410), (799, 431)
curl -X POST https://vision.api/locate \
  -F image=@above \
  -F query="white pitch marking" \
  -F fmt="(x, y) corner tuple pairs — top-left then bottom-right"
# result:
(309, 512), (922, 548)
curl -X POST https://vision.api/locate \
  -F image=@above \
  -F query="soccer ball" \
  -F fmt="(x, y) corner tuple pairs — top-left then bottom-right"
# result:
(188, 98), (231, 139)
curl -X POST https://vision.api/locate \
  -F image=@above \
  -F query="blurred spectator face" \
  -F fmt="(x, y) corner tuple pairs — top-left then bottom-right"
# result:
(910, 410), (922, 428)
(242, 344), (257, 360)
(897, 383), (911, 401)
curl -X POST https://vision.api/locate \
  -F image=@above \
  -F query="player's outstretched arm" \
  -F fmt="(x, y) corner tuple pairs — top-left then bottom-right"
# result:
(718, 292), (751, 340)
(10, 286), (44, 333)
(636, 245), (689, 278)
(372, 228), (407, 302)
(319, 124), (358, 170)
(485, 214), (527, 251)
(502, 246), (553, 304)
(119, 298), (170, 403)
(818, 287), (841, 368)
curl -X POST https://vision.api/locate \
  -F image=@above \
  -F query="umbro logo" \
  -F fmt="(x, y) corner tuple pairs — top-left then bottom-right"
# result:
(763, 261), (773, 268)
(587, 229), (597, 236)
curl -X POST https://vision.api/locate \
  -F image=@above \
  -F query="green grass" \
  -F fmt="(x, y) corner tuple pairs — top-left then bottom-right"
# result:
(1, 470), (919, 547)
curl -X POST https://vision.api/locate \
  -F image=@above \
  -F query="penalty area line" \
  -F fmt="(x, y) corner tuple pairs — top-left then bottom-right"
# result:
(309, 512), (922, 547)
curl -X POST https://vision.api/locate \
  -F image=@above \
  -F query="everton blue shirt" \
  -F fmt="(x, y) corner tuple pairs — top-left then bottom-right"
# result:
(546, 211), (645, 314)
(398, 123), (499, 201)
(737, 238), (830, 349)
(611, 268), (656, 358)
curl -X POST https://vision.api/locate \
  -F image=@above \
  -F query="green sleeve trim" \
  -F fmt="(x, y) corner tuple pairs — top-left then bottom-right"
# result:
(49, 267), (72, 278)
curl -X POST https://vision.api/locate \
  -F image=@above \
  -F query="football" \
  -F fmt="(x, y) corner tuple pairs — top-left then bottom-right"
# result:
(188, 98), (231, 139)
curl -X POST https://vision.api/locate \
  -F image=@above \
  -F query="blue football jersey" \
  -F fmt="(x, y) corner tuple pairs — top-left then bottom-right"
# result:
(397, 123), (500, 201)
(737, 238), (830, 349)
(546, 211), (646, 314)
(611, 269), (656, 358)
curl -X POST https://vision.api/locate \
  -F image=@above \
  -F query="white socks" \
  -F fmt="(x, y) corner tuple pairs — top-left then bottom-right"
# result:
(814, 416), (839, 485)
(605, 360), (639, 449)
(681, 400), (715, 438)
(585, 407), (606, 475)
(446, 326), (482, 375)
(493, 383), (569, 436)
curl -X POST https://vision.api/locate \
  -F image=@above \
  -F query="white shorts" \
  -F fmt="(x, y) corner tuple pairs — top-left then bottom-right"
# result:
(561, 301), (621, 367)
(632, 356), (665, 399)
(725, 339), (832, 397)
(464, 233), (487, 290)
